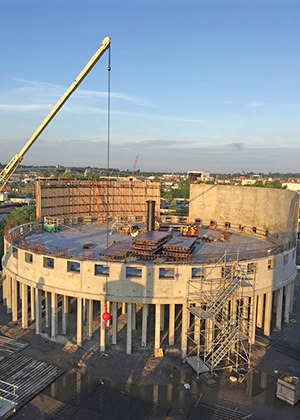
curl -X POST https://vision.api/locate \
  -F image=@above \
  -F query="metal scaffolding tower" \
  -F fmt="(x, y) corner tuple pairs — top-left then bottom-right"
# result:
(185, 253), (255, 377)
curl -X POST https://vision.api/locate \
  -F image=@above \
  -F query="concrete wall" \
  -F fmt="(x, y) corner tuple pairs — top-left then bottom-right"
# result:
(189, 184), (299, 241)
(3, 235), (296, 304)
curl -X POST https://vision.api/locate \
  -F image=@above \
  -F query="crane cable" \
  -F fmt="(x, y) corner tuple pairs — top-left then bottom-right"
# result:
(103, 43), (111, 327)
(106, 45), (111, 248)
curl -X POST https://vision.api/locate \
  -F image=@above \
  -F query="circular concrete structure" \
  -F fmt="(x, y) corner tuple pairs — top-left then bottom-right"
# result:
(1, 185), (298, 372)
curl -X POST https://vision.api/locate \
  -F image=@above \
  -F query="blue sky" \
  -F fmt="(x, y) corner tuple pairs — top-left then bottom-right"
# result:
(1, 0), (299, 173)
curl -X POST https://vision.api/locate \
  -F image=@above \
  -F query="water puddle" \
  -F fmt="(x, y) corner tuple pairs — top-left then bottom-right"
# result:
(13, 367), (299, 419)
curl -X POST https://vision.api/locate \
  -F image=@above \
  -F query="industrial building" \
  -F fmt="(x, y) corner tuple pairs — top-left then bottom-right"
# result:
(1, 181), (298, 375)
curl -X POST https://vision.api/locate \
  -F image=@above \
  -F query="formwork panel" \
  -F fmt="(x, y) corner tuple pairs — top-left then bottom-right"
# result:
(36, 179), (160, 221)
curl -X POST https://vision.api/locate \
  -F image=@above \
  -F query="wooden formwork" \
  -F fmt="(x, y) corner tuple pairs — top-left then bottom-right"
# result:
(36, 178), (161, 222)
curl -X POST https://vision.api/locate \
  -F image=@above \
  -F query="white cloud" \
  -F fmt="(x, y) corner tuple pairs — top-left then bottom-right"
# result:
(248, 102), (264, 107)
(0, 103), (52, 111)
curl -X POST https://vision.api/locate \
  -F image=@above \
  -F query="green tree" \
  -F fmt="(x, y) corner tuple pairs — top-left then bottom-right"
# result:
(0, 205), (36, 268)
(162, 179), (190, 199)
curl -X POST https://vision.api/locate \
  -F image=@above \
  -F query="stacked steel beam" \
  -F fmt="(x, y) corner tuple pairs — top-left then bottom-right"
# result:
(132, 231), (171, 258)
(163, 236), (197, 261)
(100, 241), (132, 260)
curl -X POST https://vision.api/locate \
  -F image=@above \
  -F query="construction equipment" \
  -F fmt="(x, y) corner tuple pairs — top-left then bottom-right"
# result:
(0, 36), (111, 192)
(131, 154), (139, 177)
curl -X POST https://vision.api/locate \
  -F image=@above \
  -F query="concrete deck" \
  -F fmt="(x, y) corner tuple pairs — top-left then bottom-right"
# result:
(23, 223), (275, 260)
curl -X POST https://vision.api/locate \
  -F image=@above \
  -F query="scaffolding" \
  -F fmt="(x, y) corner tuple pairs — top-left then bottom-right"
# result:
(36, 178), (160, 223)
(185, 253), (255, 377)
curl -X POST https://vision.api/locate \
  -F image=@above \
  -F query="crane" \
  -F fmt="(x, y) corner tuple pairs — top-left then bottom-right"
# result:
(131, 154), (139, 177)
(0, 36), (111, 191)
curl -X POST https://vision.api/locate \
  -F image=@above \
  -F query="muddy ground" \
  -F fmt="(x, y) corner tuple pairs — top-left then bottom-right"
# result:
(0, 276), (300, 419)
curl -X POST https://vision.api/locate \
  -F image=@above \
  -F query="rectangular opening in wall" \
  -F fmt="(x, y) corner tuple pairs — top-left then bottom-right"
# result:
(267, 259), (276, 270)
(95, 264), (109, 276)
(43, 257), (54, 269)
(191, 267), (204, 279)
(12, 247), (18, 259)
(126, 266), (142, 278)
(25, 252), (33, 264)
(252, 227), (257, 233)
(247, 262), (256, 273)
(283, 254), (288, 265)
(67, 261), (80, 273)
(194, 218), (202, 224)
(224, 221), (231, 229)
(159, 267), (175, 279)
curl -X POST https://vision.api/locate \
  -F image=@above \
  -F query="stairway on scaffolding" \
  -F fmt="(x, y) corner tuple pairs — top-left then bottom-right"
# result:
(186, 257), (252, 374)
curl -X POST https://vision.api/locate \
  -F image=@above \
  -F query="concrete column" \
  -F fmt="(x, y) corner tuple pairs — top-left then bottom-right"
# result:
(194, 317), (200, 344)
(45, 292), (51, 328)
(82, 298), (86, 322)
(250, 295), (257, 344)
(275, 288), (283, 330)
(160, 304), (165, 331)
(142, 304), (148, 346)
(284, 284), (292, 323)
(0, 281), (3, 304)
(30, 286), (35, 320)
(132, 303), (136, 330)
(240, 299), (247, 333)
(154, 304), (161, 349)
(77, 297), (83, 346)
(87, 299), (93, 339)
(11, 278), (18, 322)
(122, 302), (126, 314)
(181, 304), (188, 358)
(256, 294), (264, 328)
(21, 284), (28, 329)
(169, 304), (175, 345)
(51, 292), (58, 339)
(205, 318), (214, 353)
(230, 298), (236, 323)
(99, 300), (106, 352)
(6, 276), (12, 313)
(290, 281), (295, 314)
(2, 277), (6, 306)
(263, 292), (273, 336)
(62, 295), (69, 335)
(106, 301), (111, 327)
(112, 301), (118, 345)
(127, 303), (132, 354)
(35, 288), (42, 334)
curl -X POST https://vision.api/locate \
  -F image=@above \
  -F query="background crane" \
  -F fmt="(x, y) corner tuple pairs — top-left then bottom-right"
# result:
(131, 154), (139, 177)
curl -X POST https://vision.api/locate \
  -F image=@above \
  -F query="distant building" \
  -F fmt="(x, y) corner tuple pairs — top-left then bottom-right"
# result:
(283, 183), (300, 192)
(187, 171), (210, 183)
